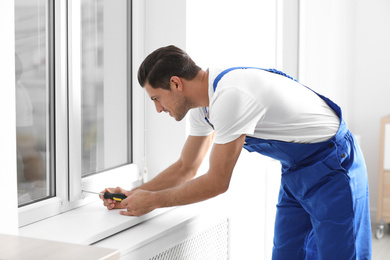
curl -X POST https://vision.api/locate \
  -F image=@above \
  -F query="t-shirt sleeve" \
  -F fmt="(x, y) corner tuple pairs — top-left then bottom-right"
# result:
(188, 108), (215, 137)
(211, 87), (265, 144)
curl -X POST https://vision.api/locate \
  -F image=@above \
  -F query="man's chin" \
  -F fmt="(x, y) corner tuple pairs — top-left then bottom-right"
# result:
(173, 113), (187, 122)
(170, 108), (189, 122)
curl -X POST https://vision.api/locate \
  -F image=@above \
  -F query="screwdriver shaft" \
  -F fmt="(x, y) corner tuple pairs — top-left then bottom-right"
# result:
(82, 190), (103, 196)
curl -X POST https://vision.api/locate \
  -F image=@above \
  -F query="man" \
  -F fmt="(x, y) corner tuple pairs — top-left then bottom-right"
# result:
(102, 45), (371, 259)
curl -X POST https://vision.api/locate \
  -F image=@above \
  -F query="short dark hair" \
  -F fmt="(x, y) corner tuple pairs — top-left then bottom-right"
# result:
(137, 45), (201, 90)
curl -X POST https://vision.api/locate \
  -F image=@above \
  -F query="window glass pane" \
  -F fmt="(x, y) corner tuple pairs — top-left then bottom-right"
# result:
(81, 0), (131, 176)
(15, 0), (54, 206)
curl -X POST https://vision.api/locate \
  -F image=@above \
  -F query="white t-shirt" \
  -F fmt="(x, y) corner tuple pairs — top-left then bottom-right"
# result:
(188, 67), (340, 144)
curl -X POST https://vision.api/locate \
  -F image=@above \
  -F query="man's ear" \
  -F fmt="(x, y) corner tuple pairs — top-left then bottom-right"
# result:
(170, 76), (183, 91)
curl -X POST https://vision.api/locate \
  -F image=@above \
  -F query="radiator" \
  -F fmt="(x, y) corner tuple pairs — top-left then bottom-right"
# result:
(149, 219), (229, 260)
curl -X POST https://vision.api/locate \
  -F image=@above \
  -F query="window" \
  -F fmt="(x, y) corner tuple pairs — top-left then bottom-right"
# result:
(15, 0), (54, 206)
(16, 0), (136, 225)
(79, 0), (132, 177)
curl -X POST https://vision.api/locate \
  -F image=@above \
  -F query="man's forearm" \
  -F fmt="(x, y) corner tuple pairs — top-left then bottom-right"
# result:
(133, 135), (214, 193)
(135, 160), (197, 192)
(154, 170), (228, 209)
(153, 135), (245, 209)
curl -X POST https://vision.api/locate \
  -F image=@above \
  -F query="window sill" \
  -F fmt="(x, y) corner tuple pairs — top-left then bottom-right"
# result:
(93, 202), (227, 258)
(19, 200), (170, 245)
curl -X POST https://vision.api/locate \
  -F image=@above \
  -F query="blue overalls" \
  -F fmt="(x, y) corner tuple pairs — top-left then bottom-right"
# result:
(212, 67), (372, 260)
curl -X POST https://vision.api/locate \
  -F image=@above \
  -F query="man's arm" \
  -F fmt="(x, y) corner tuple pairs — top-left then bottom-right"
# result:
(120, 134), (246, 216)
(102, 134), (214, 209)
(138, 133), (215, 191)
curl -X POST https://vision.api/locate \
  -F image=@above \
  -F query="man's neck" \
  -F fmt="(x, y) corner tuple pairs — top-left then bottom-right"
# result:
(184, 69), (210, 108)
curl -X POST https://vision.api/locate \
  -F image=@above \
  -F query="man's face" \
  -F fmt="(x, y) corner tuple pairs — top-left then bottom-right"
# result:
(144, 82), (191, 121)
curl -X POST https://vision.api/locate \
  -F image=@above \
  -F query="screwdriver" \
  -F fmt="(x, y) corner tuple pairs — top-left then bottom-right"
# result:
(83, 190), (127, 202)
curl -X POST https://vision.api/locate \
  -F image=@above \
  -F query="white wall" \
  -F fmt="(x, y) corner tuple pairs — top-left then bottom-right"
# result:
(0, 0), (18, 235)
(353, 0), (390, 220)
(299, 0), (354, 122)
(186, 0), (277, 69)
(299, 0), (390, 221)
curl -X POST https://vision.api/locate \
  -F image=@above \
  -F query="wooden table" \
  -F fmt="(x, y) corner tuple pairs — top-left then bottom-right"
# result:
(0, 234), (119, 260)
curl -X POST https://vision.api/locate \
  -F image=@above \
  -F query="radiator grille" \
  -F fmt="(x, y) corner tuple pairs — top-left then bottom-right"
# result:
(149, 219), (229, 260)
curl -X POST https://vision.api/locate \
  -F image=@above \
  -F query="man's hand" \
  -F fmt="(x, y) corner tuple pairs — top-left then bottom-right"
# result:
(101, 187), (127, 210)
(120, 189), (158, 217)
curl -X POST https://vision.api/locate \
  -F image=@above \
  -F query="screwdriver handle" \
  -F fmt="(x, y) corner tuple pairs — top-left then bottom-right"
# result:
(104, 191), (127, 202)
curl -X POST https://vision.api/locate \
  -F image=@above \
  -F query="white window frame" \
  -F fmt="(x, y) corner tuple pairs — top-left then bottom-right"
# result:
(18, 0), (146, 227)
(0, 0), (18, 235)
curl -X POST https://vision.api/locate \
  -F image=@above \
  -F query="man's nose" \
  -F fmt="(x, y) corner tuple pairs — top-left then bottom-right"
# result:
(154, 101), (164, 113)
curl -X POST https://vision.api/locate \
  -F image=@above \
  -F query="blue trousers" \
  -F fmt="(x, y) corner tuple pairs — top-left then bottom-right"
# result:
(245, 120), (372, 259)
